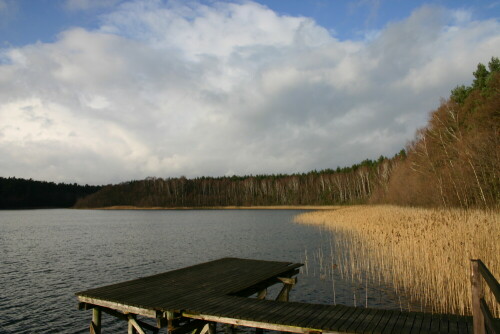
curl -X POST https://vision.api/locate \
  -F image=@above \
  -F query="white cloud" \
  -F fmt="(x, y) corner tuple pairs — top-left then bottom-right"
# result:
(0, 1), (499, 184)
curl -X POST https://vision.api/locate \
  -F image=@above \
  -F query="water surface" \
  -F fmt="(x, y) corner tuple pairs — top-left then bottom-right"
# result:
(1, 209), (415, 333)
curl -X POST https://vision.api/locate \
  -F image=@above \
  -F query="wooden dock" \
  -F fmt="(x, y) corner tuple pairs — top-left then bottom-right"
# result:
(76, 257), (478, 334)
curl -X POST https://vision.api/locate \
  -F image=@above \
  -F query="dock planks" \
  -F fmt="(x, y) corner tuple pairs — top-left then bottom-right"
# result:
(76, 257), (474, 334)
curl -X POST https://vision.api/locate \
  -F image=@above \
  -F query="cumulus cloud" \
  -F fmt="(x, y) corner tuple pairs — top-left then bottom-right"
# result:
(0, 1), (499, 184)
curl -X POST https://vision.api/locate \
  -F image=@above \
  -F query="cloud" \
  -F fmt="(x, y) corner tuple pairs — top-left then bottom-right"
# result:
(0, 1), (499, 184)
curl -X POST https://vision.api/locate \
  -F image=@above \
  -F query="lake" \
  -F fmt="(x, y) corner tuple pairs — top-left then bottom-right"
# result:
(0, 209), (417, 333)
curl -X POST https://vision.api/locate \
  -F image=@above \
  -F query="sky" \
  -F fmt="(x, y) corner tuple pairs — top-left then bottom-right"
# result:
(0, 0), (499, 185)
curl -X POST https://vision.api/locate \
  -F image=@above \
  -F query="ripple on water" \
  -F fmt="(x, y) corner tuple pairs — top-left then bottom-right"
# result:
(1, 209), (422, 333)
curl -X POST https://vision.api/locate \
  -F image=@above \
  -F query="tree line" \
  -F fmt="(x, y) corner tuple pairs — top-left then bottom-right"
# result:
(74, 156), (402, 208)
(0, 177), (101, 209)
(372, 57), (499, 209)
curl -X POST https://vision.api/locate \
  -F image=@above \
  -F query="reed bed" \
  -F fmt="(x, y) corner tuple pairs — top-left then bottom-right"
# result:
(295, 205), (500, 316)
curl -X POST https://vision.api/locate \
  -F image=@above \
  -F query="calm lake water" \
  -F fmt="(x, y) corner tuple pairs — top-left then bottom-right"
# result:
(1, 209), (417, 333)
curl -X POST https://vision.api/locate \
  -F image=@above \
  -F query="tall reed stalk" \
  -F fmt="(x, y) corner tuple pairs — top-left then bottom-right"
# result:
(295, 205), (499, 316)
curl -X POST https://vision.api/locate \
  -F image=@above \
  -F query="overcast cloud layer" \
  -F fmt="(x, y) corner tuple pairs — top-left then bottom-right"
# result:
(1, 1), (499, 184)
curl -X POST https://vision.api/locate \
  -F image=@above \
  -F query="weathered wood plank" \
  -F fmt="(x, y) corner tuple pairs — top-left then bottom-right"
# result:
(360, 309), (386, 333)
(184, 312), (319, 334)
(372, 310), (396, 334)
(417, 313), (432, 334)
(304, 304), (338, 329)
(440, 314), (449, 333)
(336, 307), (366, 333)
(389, 311), (408, 334)
(446, 314), (459, 334)
(429, 313), (441, 333)
(322, 305), (352, 330)
(261, 300), (299, 324)
(77, 296), (157, 318)
(381, 311), (402, 334)
(327, 306), (360, 331)
(347, 309), (377, 333)
(289, 303), (328, 328)
(398, 311), (416, 334)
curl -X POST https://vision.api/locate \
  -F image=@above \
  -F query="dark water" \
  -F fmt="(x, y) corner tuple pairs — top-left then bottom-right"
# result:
(1, 209), (416, 333)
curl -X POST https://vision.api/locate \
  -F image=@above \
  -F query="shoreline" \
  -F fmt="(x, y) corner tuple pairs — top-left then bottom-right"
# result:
(80, 205), (340, 210)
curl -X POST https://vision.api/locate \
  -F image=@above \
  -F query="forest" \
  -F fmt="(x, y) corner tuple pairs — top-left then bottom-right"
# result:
(74, 156), (399, 208)
(0, 177), (101, 209)
(75, 58), (499, 210)
(373, 57), (499, 208)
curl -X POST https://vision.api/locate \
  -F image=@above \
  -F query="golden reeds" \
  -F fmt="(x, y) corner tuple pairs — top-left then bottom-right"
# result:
(295, 205), (499, 316)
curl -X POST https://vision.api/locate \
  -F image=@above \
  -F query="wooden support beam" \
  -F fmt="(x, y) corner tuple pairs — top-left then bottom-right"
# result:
(90, 322), (100, 334)
(183, 312), (322, 334)
(78, 296), (157, 318)
(135, 319), (160, 333)
(171, 320), (208, 334)
(276, 277), (297, 302)
(256, 289), (267, 334)
(97, 306), (159, 333)
(101, 307), (128, 321)
(278, 277), (297, 285)
(224, 324), (236, 334)
(257, 289), (267, 300)
(79, 302), (93, 310)
(199, 323), (210, 334)
(157, 316), (168, 329)
(471, 260), (485, 334)
(480, 298), (500, 334)
(128, 315), (147, 334)
(276, 284), (293, 302)
(128, 320), (135, 334)
(208, 322), (216, 334)
(90, 307), (101, 334)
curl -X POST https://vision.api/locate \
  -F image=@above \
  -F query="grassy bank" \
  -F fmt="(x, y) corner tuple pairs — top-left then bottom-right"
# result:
(295, 205), (499, 316)
(80, 205), (341, 210)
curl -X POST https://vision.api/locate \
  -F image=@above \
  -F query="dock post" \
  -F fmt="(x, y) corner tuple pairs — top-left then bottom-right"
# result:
(208, 322), (216, 334)
(276, 277), (297, 302)
(225, 324), (236, 334)
(257, 289), (267, 300)
(471, 260), (485, 334)
(90, 307), (101, 334)
(166, 311), (177, 333)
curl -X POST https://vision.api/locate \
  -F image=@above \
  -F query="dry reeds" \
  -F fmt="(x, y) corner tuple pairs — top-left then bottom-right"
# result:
(295, 205), (499, 316)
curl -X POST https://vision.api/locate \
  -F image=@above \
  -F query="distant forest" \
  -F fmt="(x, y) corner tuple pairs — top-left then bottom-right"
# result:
(3, 58), (498, 210)
(0, 177), (101, 209)
(74, 155), (401, 208)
